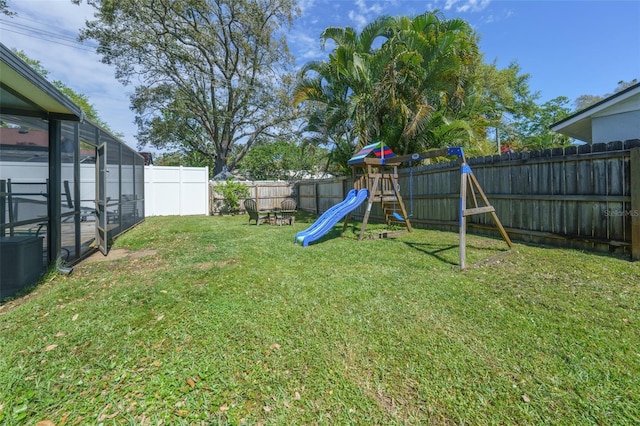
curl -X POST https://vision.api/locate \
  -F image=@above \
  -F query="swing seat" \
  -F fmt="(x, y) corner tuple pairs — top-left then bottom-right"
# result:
(393, 212), (412, 221)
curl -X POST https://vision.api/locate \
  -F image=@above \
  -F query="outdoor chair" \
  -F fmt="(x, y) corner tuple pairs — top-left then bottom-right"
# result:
(244, 198), (269, 225)
(277, 198), (296, 226)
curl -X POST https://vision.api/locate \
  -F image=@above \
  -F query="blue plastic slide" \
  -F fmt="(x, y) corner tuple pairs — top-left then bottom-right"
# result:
(294, 189), (358, 245)
(295, 189), (369, 247)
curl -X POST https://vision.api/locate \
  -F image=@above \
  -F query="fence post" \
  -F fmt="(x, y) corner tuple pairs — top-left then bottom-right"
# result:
(254, 182), (259, 209)
(204, 167), (210, 216)
(631, 148), (640, 261)
(178, 166), (183, 216)
(342, 177), (347, 201)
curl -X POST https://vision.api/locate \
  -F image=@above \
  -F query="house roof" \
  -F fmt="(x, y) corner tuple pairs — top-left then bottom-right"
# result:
(0, 42), (84, 121)
(550, 82), (640, 143)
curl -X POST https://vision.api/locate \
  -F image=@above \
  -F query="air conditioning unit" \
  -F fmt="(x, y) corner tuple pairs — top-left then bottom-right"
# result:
(0, 236), (44, 301)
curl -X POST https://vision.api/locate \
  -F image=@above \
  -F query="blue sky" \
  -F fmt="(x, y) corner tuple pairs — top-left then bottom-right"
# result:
(290, 0), (640, 102)
(2, 0), (639, 150)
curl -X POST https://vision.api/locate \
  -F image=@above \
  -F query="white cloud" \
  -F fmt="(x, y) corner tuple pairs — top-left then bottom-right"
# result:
(356, 0), (383, 15)
(440, 0), (492, 13)
(346, 0), (391, 30)
(297, 0), (317, 15)
(457, 0), (491, 13)
(348, 10), (369, 29)
(289, 31), (327, 64)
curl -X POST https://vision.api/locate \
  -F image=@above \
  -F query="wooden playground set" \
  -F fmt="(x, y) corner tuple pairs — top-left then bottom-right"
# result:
(341, 142), (513, 269)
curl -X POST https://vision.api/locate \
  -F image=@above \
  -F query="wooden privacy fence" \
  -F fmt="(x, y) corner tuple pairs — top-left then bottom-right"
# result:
(210, 180), (297, 214)
(298, 178), (349, 215)
(297, 140), (640, 259)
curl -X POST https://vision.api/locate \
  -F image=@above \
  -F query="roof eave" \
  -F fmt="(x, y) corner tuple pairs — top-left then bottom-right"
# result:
(551, 83), (640, 133)
(0, 42), (85, 121)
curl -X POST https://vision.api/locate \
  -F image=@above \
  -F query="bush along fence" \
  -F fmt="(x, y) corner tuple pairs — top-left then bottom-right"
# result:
(208, 140), (639, 260)
(296, 140), (640, 260)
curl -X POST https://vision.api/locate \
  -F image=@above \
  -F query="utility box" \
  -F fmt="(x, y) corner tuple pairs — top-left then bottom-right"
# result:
(0, 236), (44, 301)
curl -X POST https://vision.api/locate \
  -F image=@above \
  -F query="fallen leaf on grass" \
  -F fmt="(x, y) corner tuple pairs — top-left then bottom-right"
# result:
(263, 406), (271, 412)
(45, 344), (58, 351)
(186, 378), (196, 389)
(152, 360), (162, 367)
(522, 394), (531, 403)
(36, 421), (55, 426)
(72, 314), (79, 321)
(98, 412), (119, 421)
(97, 403), (120, 421)
(294, 391), (301, 400)
(156, 314), (165, 321)
(59, 412), (69, 425)
(218, 403), (229, 412)
(55, 332), (65, 337)
(270, 343), (281, 350)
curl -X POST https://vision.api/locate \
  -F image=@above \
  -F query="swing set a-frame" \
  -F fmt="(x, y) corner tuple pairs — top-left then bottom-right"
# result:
(343, 142), (513, 269)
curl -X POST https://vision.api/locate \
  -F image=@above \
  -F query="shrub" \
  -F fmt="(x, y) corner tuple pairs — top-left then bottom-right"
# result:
(215, 178), (250, 214)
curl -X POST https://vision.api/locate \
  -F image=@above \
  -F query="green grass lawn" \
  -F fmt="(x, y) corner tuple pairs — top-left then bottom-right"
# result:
(1, 214), (639, 425)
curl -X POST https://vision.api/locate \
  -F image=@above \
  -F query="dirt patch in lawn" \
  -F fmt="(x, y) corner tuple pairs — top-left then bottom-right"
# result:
(84, 248), (158, 263)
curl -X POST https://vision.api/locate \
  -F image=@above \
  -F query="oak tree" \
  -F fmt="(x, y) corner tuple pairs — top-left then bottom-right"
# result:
(78, 0), (299, 175)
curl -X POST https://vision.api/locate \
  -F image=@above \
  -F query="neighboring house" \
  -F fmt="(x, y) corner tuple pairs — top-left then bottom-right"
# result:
(287, 170), (335, 180)
(138, 151), (154, 166)
(551, 82), (640, 144)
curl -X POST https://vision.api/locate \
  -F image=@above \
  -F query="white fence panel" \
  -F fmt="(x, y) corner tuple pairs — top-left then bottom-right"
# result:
(0, 162), (50, 181)
(144, 166), (209, 216)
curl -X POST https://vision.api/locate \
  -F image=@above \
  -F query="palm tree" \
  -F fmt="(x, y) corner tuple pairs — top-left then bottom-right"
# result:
(381, 12), (479, 153)
(294, 17), (393, 171)
(294, 11), (482, 171)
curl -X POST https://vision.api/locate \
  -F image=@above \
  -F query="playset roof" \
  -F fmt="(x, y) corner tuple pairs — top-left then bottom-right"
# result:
(348, 142), (396, 165)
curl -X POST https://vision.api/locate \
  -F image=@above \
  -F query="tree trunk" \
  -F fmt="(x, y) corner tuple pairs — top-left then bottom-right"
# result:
(213, 155), (227, 177)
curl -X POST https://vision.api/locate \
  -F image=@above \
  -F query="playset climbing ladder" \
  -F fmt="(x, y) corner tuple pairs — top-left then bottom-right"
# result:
(344, 142), (413, 240)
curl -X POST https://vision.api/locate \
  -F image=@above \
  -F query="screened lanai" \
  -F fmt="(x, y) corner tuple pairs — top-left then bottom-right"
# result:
(1, 43), (144, 299)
